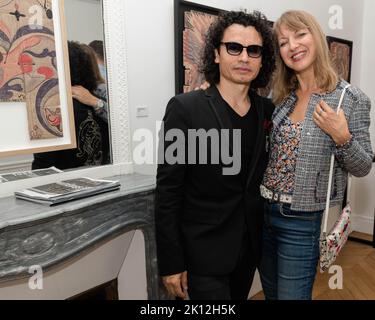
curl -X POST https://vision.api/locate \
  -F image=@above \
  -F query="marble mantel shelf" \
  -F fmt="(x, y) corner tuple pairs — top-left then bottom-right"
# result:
(0, 174), (164, 299)
(0, 174), (155, 230)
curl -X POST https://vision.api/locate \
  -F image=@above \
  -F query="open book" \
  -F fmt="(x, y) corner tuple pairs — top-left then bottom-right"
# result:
(15, 177), (121, 206)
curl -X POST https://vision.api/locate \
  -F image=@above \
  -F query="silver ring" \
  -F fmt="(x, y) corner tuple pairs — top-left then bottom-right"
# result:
(319, 109), (323, 116)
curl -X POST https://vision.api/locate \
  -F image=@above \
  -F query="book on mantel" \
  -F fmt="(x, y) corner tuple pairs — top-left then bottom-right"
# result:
(15, 177), (121, 206)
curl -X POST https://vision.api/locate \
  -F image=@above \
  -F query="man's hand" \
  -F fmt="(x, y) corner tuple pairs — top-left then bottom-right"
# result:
(313, 100), (351, 145)
(162, 271), (188, 299)
(72, 85), (99, 108)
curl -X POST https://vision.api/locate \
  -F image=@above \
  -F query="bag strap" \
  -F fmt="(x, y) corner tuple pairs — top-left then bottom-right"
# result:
(322, 84), (351, 235)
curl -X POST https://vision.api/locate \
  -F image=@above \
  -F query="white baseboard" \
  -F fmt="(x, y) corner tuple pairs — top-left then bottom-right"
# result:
(351, 214), (374, 235)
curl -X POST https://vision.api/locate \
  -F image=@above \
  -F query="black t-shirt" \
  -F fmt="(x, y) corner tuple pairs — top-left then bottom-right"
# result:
(221, 94), (259, 247)
(223, 95), (258, 187)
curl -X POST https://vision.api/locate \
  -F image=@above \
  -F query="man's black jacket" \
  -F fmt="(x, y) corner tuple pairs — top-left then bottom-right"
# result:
(155, 86), (274, 276)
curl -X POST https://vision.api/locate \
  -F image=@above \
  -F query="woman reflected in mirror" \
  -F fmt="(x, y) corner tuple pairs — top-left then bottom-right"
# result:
(71, 44), (109, 123)
(32, 41), (110, 170)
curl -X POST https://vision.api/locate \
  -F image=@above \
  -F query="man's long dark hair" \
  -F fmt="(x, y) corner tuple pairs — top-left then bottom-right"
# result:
(68, 41), (98, 93)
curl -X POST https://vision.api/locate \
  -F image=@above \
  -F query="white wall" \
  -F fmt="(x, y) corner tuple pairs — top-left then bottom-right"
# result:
(125, 0), (365, 175)
(351, 0), (375, 235)
(64, 0), (104, 43)
(361, 0), (375, 151)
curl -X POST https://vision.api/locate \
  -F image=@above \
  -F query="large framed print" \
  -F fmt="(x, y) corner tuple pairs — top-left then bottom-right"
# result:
(326, 36), (353, 83)
(0, 0), (75, 158)
(174, 0), (223, 94)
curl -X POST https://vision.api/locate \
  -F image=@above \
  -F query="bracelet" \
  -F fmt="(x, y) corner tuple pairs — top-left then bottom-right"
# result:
(336, 135), (353, 149)
(93, 99), (104, 112)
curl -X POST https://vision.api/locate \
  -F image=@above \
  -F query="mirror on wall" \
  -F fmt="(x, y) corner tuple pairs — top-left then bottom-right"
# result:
(0, 0), (111, 180)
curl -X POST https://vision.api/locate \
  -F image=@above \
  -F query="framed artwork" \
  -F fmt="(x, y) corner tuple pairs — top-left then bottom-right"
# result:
(0, 0), (75, 158)
(174, 0), (223, 94)
(326, 36), (353, 83)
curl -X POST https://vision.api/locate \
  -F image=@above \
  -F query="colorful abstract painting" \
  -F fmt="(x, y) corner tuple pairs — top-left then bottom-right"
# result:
(175, 1), (222, 94)
(183, 10), (217, 93)
(327, 36), (353, 83)
(0, 0), (62, 140)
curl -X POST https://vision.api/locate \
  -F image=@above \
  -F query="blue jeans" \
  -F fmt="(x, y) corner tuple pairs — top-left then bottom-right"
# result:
(259, 202), (323, 300)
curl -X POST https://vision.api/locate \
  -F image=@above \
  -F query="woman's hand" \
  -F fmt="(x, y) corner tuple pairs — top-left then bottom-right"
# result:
(71, 85), (99, 107)
(313, 100), (351, 145)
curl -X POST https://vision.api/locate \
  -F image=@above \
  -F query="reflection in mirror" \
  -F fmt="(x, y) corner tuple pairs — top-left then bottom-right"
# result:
(0, 0), (111, 179)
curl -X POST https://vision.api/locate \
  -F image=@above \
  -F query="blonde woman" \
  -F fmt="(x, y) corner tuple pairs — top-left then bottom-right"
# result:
(259, 10), (373, 300)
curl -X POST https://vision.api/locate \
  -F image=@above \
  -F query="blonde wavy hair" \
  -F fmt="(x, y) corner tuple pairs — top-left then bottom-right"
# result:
(272, 10), (338, 105)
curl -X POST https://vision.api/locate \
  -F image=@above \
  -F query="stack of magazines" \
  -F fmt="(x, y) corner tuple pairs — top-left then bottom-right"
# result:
(15, 177), (121, 206)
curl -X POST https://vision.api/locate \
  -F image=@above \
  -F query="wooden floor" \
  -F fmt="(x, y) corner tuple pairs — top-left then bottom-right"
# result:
(252, 232), (375, 300)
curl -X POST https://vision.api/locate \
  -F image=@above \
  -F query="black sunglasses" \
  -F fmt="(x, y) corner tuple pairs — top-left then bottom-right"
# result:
(220, 42), (263, 58)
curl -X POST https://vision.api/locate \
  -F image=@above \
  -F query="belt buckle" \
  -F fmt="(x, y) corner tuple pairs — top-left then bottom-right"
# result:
(273, 192), (280, 202)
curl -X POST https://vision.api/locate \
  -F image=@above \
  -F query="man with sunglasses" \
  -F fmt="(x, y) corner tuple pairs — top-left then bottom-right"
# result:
(155, 10), (275, 300)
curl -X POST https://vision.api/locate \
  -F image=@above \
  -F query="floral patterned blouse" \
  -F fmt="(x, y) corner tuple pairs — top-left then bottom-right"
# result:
(262, 117), (304, 194)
